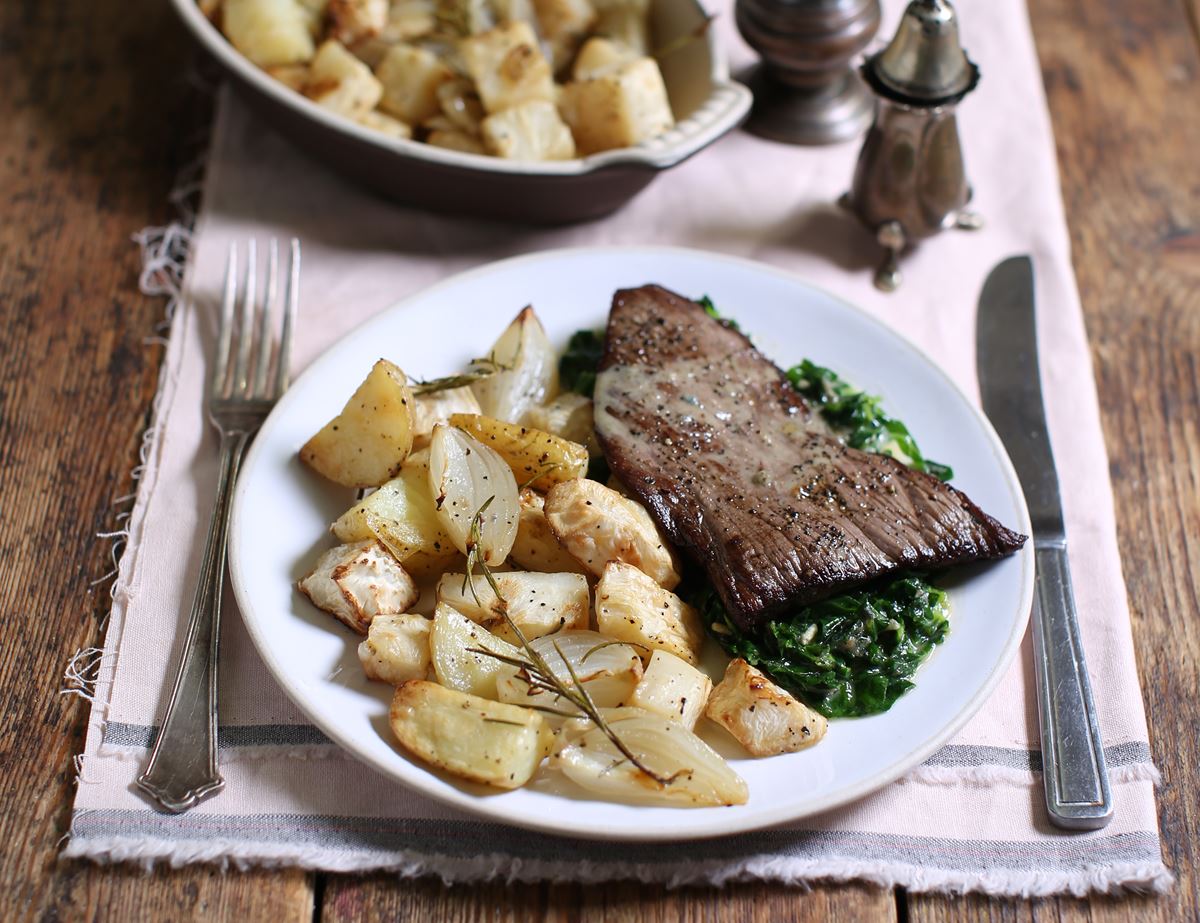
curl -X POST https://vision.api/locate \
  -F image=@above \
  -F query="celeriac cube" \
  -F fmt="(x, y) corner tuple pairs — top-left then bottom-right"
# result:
(327, 0), (388, 44)
(390, 680), (554, 788)
(223, 0), (316, 67)
(356, 109), (414, 138)
(523, 392), (597, 452)
(591, 0), (649, 54)
(594, 561), (703, 664)
(560, 56), (674, 154)
(358, 612), (432, 683)
(266, 63), (311, 92)
(460, 22), (556, 114)
(510, 488), (590, 574)
(426, 128), (488, 155)
(376, 43), (455, 124)
(544, 478), (681, 588)
(491, 0), (538, 29)
(436, 570), (589, 641)
(706, 658), (828, 756)
(571, 36), (637, 81)
(532, 0), (596, 71)
(304, 39), (385, 116)
(481, 100), (577, 160)
(381, 0), (437, 40)
(298, 540), (418, 634)
(626, 650), (712, 729)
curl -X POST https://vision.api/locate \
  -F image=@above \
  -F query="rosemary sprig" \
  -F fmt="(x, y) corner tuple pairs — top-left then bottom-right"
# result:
(460, 499), (680, 787)
(412, 351), (513, 396)
(651, 15), (715, 61)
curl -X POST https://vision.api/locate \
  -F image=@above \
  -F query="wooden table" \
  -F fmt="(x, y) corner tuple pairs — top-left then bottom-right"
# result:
(3, 0), (1196, 919)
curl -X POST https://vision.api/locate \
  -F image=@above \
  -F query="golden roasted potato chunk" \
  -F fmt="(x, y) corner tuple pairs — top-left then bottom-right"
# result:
(532, 0), (596, 71)
(298, 540), (418, 634)
(706, 658), (827, 757)
(429, 603), (522, 699)
(300, 359), (415, 488)
(358, 612), (432, 683)
(625, 650), (712, 730)
(448, 413), (587, 490)
(544, 478), (681, 588)
(510, 488), (589, 574)
(560, 56), (674, 154)
(426, 128), (488, 154)
(436, 570), (589, 641)
(591, 0), (649, 55)
(390, 680), (554, 788)
(594, 561), (702, 664)
(330, 448), (461, 579)
(460, 22), (556, 114)
(304, 39), (385, 116)
(224, 0), (316, 67)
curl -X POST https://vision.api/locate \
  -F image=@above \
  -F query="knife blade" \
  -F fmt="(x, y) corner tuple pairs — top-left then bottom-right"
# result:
(976, 255), (1113, 830)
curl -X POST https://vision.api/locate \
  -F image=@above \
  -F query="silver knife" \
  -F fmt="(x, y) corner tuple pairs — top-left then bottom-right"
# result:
(976, 255), (1113, 830)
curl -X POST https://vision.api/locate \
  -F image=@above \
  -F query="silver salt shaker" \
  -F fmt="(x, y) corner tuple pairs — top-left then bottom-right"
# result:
(841, 0), (981, 291)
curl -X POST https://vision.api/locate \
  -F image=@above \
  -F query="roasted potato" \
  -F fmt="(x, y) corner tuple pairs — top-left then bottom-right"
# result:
(625, 650), (711, 730)
(329, 448), (461, 579)
(358, 612), (432, 683)
(510, 488), (590, 574)
(298, 540), (418, 634)
(426, 128), (488, 154)
(594, 562), (703, 664)
(591, 0), (649, 54)
(706, 658), (827, 756)
(544, 478), (681, 588)
(448, 413), (588, 490)
(460, 22), (556, 114)
(436, 570), (589, 641)
(429, 603), (522, 698)
(223, 0), (316, 67)
(300, 359), (415, 488)
(481, 100), (577, 161)
(376, 43), (454, 125)
(390, 680), (554, 788)
(560, 56), (673, 154)
(304, 39), (385, 116)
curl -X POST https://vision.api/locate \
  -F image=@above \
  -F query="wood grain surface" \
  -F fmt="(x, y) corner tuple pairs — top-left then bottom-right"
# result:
(0, 0), (1195, 920)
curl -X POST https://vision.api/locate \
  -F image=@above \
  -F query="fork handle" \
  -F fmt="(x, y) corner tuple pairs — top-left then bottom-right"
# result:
(136, 429), (251, 813)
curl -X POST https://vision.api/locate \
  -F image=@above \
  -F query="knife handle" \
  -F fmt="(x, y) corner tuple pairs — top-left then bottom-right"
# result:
(1031, 542), (1113, 829)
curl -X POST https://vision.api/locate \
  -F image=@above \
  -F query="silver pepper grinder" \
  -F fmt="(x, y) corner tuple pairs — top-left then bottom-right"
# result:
(840, 0), (981, 291)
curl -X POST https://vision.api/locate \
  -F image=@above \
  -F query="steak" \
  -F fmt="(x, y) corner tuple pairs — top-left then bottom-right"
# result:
(592, 285), (1027, 629)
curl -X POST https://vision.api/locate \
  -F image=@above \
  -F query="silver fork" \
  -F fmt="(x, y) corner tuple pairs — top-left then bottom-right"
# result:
(136, 239), (300, 814)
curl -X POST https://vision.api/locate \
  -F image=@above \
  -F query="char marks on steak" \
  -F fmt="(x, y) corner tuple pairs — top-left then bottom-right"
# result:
(592, 285), (1027, 630)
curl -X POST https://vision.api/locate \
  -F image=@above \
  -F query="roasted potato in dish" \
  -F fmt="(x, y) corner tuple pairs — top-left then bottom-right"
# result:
(448, 413), (588, 491)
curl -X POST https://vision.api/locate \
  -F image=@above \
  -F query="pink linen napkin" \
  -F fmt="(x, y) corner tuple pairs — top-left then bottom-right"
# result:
(63, 0), (1170, 895)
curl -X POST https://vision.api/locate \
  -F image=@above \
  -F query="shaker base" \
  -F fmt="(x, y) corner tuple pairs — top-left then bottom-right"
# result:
(740, 67), (874, 146)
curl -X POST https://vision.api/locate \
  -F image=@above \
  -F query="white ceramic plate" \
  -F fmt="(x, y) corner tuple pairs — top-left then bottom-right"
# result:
(229, 247), (1034, 841)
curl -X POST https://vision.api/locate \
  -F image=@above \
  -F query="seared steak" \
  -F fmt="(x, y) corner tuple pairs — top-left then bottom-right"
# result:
(593, 285), (1026, 629)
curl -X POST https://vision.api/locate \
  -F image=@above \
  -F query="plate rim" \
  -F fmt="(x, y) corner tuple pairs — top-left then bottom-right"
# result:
(228, 244), (1035, 841)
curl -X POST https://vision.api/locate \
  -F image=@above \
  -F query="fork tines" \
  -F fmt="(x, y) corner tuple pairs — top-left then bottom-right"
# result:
(213, 239), (300, 404)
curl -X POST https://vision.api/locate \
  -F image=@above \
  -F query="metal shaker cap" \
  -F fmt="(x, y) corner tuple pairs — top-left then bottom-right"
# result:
(864, 0), (979, 106)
